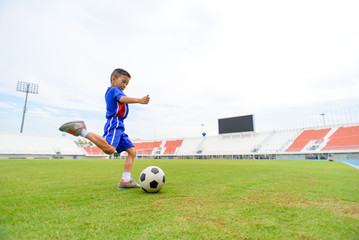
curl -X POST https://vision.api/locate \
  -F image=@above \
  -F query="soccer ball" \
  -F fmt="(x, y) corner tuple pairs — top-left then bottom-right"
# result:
(139, 166), (165, 193)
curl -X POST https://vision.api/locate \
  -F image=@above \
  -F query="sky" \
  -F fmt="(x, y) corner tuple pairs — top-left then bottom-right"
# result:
(0, 0), (359, 140)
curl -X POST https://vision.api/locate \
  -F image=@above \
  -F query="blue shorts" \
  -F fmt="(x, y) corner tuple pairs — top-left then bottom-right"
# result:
(103, 117), (134, 153)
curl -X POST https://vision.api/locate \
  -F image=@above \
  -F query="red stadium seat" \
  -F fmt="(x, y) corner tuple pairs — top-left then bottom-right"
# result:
(322, 126), (359, 151)
(285, 128), (331, 152)
(133, 141), (162, 155)
(163, 140), (183, 154)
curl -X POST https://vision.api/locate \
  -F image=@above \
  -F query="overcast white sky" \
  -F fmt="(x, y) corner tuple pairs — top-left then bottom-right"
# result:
(1, 0), (359, 139)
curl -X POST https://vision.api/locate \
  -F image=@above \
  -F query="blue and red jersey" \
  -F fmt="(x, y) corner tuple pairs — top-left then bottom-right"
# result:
(103, 87), (133, 152)
(104, 87), (129, 120)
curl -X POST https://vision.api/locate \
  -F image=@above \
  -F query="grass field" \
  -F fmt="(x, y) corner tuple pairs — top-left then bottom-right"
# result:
(1, 159), (358, 239)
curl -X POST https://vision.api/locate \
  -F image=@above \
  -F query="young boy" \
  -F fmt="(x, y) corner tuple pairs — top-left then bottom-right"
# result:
(59, 68), (150, 189)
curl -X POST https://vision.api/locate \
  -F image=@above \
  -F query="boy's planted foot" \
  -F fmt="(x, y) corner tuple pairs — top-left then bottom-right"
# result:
(59, 120), (87, 137)
(118, 178), (141, 189)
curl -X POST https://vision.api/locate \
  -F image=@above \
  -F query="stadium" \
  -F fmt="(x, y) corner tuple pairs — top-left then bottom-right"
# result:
(1, 1), (359, 239)
(1, 115), (359, 164)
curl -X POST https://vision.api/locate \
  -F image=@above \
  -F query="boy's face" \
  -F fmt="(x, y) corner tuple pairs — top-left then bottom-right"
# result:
(112, 75), (130, 91)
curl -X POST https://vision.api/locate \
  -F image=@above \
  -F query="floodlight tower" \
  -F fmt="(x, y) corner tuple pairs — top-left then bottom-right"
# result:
(16, 81), (39, 133)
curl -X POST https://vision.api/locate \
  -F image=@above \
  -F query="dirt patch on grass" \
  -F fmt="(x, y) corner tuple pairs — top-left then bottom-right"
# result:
(246, 190), (359, 219)
(151, 195), (191, 207)
(178, 214), (225, 227)
(296, 232), (316, 239)
(309, 199), (359, 219)
(177, 215), (250, 239)
(246, 190), (310, 207)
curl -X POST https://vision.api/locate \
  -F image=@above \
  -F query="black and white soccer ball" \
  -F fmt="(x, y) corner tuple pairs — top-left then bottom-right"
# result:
(139, 166), (165, 193)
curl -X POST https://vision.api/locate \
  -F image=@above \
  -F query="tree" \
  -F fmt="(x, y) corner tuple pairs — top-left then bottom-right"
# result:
(75, 139), (94, 147)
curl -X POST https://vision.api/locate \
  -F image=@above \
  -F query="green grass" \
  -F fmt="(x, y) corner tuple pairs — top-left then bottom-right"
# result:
(0, 159), (358, 239)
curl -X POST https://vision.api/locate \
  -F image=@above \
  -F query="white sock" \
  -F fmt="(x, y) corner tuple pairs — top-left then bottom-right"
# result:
(122, 172), (131, 182)
(81, 128), (89, 138)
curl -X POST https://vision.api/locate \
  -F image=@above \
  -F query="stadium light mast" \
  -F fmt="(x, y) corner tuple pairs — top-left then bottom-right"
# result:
(16, 81), (39, 133)
(320, 113), (326, 127)
(201, 123), (206, 137)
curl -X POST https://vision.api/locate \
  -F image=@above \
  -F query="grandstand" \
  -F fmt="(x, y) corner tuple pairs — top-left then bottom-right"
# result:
(1, 123), (359, 161)
(0, 132), (86, 159)
(129, 123), (359, 161)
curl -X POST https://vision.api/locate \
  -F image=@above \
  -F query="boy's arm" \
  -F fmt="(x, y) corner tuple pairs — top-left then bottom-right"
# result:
(119, 95), (150, 104)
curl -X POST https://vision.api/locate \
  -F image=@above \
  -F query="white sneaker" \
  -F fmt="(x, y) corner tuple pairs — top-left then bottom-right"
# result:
(118, 178), (141, 189)
(59, 120), (86, 137)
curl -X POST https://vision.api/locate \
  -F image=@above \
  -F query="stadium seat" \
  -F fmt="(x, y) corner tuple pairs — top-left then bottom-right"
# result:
(163, 140), (183, 154)
(133, 141), (162, 155)
(322, 126), (359, 151)
(285, 128), (331, 152)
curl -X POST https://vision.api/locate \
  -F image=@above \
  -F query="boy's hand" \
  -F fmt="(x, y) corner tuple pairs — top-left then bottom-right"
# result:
(119, 95), (150, 104)
(140, 95), (150, 104)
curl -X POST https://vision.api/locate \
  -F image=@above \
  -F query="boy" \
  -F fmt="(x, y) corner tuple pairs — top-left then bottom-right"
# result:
(59, 68), (150, 189)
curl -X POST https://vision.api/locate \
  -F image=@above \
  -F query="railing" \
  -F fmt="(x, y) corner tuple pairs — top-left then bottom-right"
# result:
(322, 145), (359, 150)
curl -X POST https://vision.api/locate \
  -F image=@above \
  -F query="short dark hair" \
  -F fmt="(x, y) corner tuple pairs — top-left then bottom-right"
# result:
(110, 68), (131, 82)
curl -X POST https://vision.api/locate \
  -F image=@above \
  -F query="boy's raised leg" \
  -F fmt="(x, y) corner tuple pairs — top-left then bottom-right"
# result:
(59, 121), (116, 155)
(85, 133), (116, 155)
